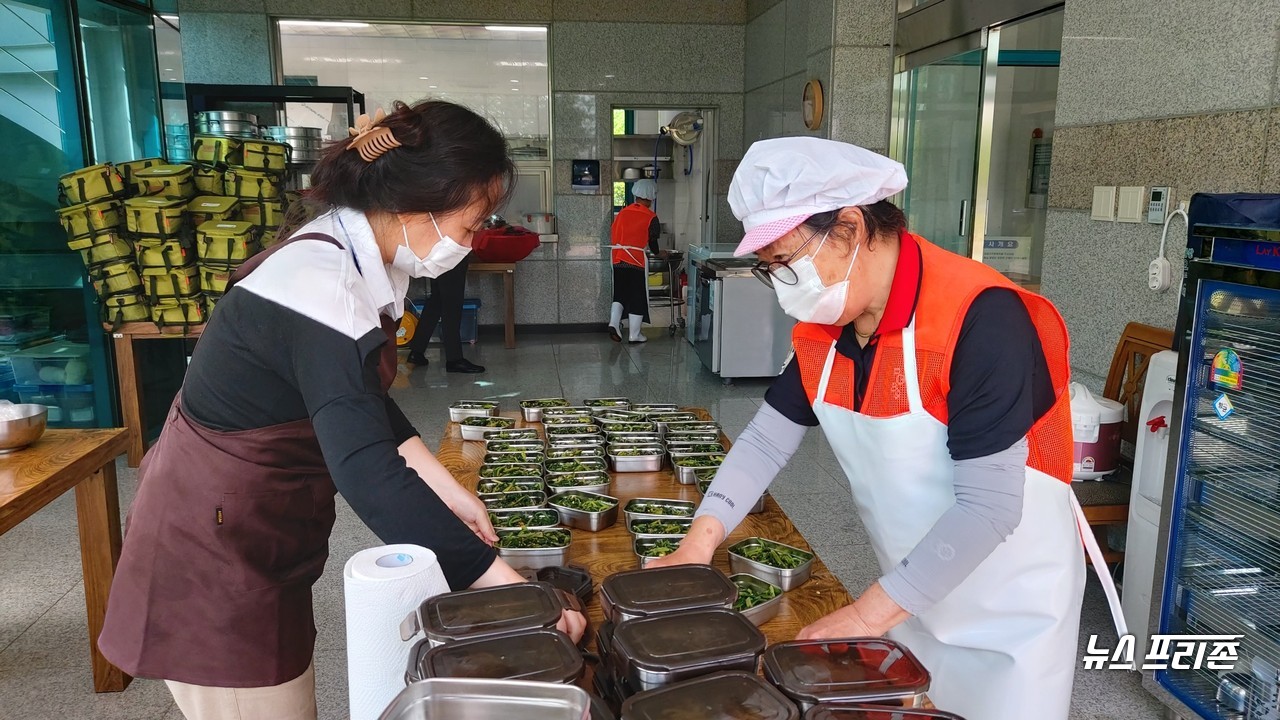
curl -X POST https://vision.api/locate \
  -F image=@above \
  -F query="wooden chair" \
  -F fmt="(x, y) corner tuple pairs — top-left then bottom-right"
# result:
(1073, 322), (1175, 566)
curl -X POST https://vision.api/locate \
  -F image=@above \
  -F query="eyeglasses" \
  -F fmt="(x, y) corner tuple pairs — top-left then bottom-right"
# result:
(751, 230), (821, 288)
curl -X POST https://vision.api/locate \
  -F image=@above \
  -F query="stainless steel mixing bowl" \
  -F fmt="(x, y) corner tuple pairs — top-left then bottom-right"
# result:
(0, 404), (49, 454)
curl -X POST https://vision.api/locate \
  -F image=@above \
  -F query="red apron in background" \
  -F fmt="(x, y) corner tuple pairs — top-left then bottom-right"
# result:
(99, 232), (401, 688)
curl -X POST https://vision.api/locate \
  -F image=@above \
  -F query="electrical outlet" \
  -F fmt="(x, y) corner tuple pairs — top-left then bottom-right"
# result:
(1091, 186), (1117, 221)
(1117, 187), (1145, 222)
(1149, 257), (1172, 292)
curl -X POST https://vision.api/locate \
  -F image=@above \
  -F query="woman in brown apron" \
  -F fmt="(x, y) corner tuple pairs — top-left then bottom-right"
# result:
(98, 101), (585, 720)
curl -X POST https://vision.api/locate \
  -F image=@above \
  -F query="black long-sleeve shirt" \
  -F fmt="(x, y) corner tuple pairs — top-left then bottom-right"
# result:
(181, 208), (496, 589)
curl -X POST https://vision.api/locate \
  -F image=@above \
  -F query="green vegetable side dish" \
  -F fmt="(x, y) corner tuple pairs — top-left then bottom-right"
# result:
(546, 473), (608, 488)
(674, 455), (726, 468)
(544, 415), (593, 425)
(483, 492), (544, 509)
(485, 451), (544, 464)
(453, 402), (498, 409)
(547, 448), (602, 459)
(631, 520), (690, 535)
(521, 398), (570, 409)
(738, 542), (810, 569)
(462, 417), (516, 428)
(488, 510), (559, 528)
(585, 399), (629, 407)
(640, 539), (681, 557)
(550, 494), (616, 513)
(628, 502), (694, 517)
(696, 479), (712, 494)
(614, 448), (663, 456)
(478, 480), (540, 494)
(545, 459), (604, 473)
(694, 468), (719, 482)
(676, 444), (726, 454)
(485, 431), (539, 441)
(602, 422), (655, 433)
(497, 529), (570, 548)
(546, 425), (599, 436)
(479, 464), (542, 478)
(733, 579), (781, 610)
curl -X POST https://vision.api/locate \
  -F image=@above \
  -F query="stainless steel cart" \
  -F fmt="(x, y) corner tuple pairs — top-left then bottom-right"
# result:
(648, 251), (686, 335)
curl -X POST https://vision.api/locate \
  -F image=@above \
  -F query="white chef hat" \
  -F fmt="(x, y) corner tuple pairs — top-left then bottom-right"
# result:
(631, 179), (658, 200)
(728, 138), (907, 257)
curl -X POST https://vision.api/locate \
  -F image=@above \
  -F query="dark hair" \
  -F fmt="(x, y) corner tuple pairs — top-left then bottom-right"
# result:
(278, 100), (514, 238)
(802, 200), (907, 247)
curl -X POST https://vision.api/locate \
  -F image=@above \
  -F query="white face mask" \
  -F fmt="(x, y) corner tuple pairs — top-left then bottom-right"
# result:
(772, 232), (860, 325)
(391, 213), (471, 279)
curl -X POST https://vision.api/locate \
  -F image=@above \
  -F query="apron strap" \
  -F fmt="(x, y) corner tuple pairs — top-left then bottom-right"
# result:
(610, 244), (646, 264)
(1069, 490), (1129, 639)
(815, 342), (839, 405)
(901, 321), (924, 413)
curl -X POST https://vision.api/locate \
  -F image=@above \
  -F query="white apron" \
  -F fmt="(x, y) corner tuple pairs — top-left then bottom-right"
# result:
(810, 322), (1125, 720)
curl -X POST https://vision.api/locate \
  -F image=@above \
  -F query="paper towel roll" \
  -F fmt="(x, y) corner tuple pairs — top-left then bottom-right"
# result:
(344, 544), (450, 720)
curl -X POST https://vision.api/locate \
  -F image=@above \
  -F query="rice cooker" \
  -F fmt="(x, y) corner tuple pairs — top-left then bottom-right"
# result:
(1070, 382), (1124, 480)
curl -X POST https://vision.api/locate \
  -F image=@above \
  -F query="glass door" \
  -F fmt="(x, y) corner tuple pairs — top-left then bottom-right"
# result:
(892, 8), (1064, 290)
(893, 47), (984, 257)
(973, 10), (1062, 291)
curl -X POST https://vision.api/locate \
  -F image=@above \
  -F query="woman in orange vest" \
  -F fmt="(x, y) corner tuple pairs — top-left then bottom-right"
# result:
(650, 138), (1123, 720)
(608, 178), (661, 343)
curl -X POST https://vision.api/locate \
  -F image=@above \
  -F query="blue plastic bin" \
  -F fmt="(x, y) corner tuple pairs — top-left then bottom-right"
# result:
(406, 297), (481, 345)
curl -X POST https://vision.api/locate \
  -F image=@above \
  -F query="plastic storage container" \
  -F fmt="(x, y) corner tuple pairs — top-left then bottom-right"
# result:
(601, 564), (736, 623)
(0, 308), (51, 346)
(405, 629), (583, 685)
(536, 565), (593, 607)
(10, 341), (92, 386)
(377, 678), (592, 720)
(762, 638), (932, 710)
(620, 671), (798, 720)
(13, 383), (96, 427)
(412, 582), (564, 648)
(609, 608), (766, 693)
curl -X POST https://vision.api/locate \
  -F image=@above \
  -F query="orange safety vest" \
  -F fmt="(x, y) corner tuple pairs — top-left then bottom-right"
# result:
(789, 234), (1075, 483)
(611, 203), (656, 267)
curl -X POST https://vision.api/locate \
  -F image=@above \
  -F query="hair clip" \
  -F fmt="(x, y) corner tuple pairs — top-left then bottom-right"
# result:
(348, 107), (402, 162)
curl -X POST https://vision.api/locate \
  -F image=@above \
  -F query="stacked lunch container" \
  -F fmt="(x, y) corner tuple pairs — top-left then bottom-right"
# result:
(56, 161), (146, 329)
(593, 564), (762, 714)
(126, 159), (205, 330)
(188, 112), (293, 312)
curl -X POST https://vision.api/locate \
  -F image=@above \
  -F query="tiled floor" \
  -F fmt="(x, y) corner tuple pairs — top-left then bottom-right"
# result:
(0, 330), (1167, 719)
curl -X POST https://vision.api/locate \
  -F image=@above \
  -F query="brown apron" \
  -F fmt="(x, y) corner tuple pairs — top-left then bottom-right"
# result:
(99, 232), (401, 687)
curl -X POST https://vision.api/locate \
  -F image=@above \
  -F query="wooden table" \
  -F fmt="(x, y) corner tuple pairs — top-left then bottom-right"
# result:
(0, 429), (131, 692)
(468, 262), (516, 349)
(434, 410), (852, 654)
(108, 321), (205, 468)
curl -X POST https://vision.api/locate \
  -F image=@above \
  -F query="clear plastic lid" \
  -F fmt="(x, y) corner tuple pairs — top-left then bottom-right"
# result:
(601, 564), (736, 620)
(620, 671), (798, 720)
(417, 629), (582, 684)
(612, 608), (765, 674)
(421, 582), (562, 644)
(802, 705), (965, 720)
(763, 639), (931, 706)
